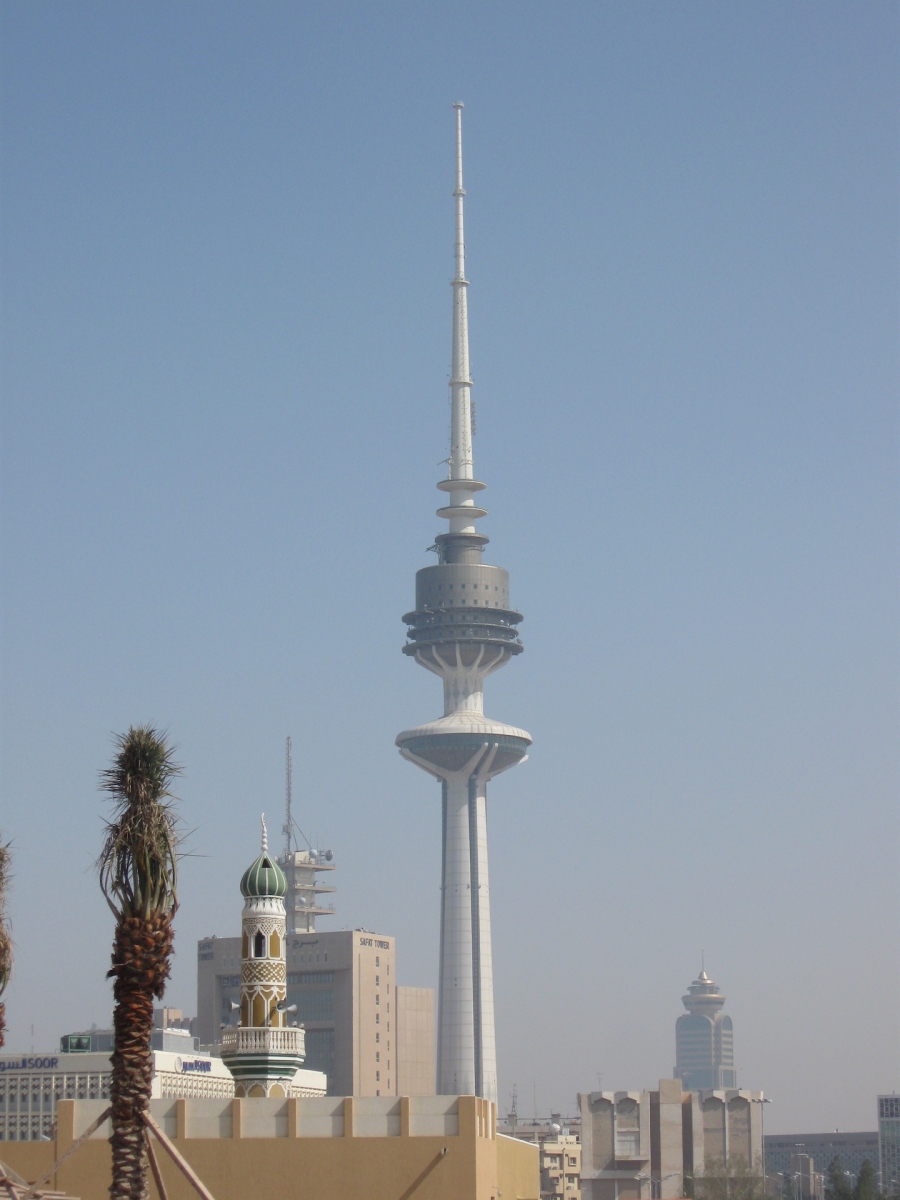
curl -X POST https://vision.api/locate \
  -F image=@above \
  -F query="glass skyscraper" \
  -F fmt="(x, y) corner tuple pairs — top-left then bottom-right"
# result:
(674, 967), (736, 1091)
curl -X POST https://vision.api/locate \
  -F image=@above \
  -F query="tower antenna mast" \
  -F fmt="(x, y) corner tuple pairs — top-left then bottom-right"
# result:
(283, 736), (293, 857)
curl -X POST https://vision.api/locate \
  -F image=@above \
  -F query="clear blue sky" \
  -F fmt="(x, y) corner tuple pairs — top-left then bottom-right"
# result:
(1, 2), (897, 1132)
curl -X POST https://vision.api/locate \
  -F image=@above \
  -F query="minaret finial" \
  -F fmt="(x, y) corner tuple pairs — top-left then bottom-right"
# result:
(261, 813), (268, 854)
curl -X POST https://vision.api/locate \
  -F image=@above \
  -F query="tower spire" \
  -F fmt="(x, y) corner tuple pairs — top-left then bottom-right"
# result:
(450, 101), (472, 482)
(437, 103), (488, 556)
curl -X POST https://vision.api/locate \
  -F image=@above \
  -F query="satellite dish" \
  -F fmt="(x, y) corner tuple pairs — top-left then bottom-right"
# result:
(325, 849), (333, 861)
(551, 1123), (561, 1135)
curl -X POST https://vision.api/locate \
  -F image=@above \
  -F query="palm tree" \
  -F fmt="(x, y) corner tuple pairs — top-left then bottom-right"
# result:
(0, 837), (11, 1049)
(98, 727), (180, 1200)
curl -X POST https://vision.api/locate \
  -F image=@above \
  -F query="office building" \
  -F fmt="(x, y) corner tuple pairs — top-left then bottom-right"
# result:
(579, 1079), (765, 1200)
(880, 1096), (900, 1195)
(675, 967), (736, 1090)
(765, 1133), (879, 1189)
(396, 104), (531, 1105)
(0, 1048), (236, 1141)
(199, 927), (431, 1098)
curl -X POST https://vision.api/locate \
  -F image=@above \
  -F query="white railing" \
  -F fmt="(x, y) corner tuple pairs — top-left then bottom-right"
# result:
(219, 1028), (305, 1057)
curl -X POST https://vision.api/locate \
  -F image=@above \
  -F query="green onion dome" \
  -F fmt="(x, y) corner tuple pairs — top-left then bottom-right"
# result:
(240, 816), (287, 898)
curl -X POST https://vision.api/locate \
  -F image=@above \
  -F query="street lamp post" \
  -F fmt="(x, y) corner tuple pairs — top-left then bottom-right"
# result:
(751, 1096), (772, 1192)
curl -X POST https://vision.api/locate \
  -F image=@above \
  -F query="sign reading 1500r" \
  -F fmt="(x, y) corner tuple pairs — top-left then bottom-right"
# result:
(0, 1057), (60, 1072)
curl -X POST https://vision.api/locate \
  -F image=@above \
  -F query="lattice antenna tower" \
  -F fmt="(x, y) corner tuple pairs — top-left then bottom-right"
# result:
(283, 736), (293, 857)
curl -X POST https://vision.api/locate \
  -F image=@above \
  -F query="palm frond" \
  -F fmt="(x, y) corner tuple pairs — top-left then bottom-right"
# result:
(98, 727), (181, 922)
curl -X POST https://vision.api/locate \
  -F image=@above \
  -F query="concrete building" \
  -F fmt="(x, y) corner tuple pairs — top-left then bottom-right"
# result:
(540, 1135), (582, 1200)
(199, 927), (432, 1098)
(396, 103), (530, 1105)
(765, 1133), (879, 1190)
(396, 986), (436, 1097)
(675, 968), (736, 1091)
(0, 1095), (539, 1200)
(579, 1079), (765, 1200)
(496, 1110), (583, 1200)
(880, 1095), (900, 1195)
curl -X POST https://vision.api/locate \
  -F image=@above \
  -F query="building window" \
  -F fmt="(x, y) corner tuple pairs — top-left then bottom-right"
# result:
(376, 995), (379, 1005)
(376, 976), (379, 986)
(376, 1072), (380, 1082)
(376, 1033), (380, 1043)
(376, 957), (380, 966)
(376, 1053), (380, 1063)
(376, 1014), (379, 1024)
(254, 931), (265, 958)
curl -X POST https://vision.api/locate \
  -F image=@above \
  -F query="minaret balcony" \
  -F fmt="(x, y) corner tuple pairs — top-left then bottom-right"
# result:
(220, 1027), (305, 1057)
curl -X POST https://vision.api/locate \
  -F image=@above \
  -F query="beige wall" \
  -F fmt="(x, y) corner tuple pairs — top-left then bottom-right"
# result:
(1, 1096), (538, 1200)
(396, 986), (436, 1096)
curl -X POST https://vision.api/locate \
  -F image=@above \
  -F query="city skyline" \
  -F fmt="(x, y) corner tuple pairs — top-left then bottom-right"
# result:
(0, 3), (896, 1133)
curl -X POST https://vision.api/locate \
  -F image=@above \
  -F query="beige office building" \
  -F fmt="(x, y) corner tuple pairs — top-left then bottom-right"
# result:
(579, 1079), (765, 1200)
(540, 1135), (582, 1200)
(198, 930), (434, 1098)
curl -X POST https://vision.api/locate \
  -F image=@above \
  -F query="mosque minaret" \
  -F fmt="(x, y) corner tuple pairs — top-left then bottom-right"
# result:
(396, 104), (531, 1104)
(220, 817), (307, 1097)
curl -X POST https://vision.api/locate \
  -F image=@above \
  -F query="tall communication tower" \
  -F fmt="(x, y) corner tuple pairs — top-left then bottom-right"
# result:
(396, 105), (531, 1104)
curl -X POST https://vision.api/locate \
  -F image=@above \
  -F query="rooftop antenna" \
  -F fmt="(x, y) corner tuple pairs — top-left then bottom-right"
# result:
(283, 736), (293, 857)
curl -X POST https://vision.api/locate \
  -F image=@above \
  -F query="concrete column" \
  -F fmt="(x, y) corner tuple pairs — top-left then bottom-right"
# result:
(439, 776), (475, 1096)
(470, 779), (497, 1104)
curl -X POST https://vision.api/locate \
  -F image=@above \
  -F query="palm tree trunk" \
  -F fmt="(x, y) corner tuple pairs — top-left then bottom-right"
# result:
(108, 913), (174, 1200)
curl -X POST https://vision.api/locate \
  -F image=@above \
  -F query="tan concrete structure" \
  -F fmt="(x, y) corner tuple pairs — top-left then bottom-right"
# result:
(1, 1096), (538, 1200)
(540, 1134), (582, 1200)
(579, 1080), (764, 1200)
(200, 929), (417, 1097)
(396, 986), (436, 1096)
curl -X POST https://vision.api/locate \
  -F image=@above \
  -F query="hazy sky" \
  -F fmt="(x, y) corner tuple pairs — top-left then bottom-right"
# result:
(1, 2), (897, 1133)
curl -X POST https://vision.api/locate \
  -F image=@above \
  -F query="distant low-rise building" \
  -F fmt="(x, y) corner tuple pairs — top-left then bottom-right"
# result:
(880, 1096), (900, 1195)
(765, 1133), (879, 1190)
(579, 1079), (765, 1200)
(0, 1048), (237, 1141)
(540, 1134), (582, 1200)
(497, 1109), (582, 1200)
